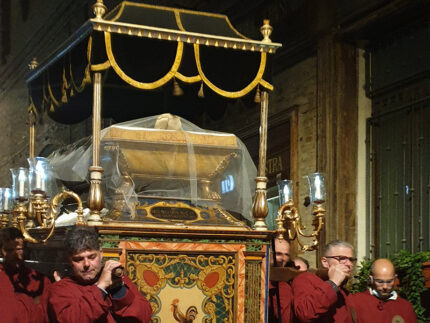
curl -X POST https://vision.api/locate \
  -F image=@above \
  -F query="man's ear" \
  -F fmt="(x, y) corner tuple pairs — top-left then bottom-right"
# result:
(369, 275), (374, 283)
(321, 257), (329, 269)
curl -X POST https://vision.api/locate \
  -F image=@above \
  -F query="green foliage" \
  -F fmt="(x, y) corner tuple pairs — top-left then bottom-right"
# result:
(391, 250), (430, 322)
(349, 258), (372, 293)
(351, 251), (430, 322)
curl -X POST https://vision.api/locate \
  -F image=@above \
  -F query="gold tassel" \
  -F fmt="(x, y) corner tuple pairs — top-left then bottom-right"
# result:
(61, 89), (68, 103)
(70, 88), (74, 97)
(83, 65), (92, 85)
(173, 78), (183, 96)
(61, 67), (70, 103)
(198, 82), (205, 98)
(49, 101), (55, 112)
(254, 85), (261, 103)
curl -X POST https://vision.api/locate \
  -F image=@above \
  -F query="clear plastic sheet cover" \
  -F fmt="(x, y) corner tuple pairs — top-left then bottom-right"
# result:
(48, 114), (257, 222)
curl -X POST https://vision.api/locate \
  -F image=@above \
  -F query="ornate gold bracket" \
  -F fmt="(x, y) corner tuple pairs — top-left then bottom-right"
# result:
(276, 201), (325, 251)
(13, 189), (85, 244)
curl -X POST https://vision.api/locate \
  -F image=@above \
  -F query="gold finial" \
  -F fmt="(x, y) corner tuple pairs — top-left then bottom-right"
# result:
(260, 19), (273, 43)
(28, 57), (38, 70)
(93, 0), (107, 20)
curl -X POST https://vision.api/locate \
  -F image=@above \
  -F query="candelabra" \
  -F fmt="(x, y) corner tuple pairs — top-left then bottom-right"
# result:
(4, 157), (85, 244)
(275, 173), (326, 251)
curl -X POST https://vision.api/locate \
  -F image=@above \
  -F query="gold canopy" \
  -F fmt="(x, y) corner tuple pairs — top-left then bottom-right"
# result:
(27, 1), (281, 119)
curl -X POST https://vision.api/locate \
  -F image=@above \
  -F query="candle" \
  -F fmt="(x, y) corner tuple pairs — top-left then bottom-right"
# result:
(3, 189), (10, 210)
(36, 173), (41, 190)
(18, 168), (26, 198)
(35, 159), (47, 192)
(315, 176), (321, 201)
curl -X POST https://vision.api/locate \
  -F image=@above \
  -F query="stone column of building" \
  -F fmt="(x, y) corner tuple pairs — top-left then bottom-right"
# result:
(316, 33), (358, 249)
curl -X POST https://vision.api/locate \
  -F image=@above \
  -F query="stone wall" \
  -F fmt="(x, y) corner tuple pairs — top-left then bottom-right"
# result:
(271, 57), (319, 267)
(0, 0), (89, 186)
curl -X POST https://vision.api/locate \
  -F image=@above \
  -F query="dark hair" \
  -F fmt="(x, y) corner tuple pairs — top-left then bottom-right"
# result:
(64, 227), (100, 256)
(322, 239), (355, 257)
(0, 227), (24, 249)
(294, 256), (310, 269)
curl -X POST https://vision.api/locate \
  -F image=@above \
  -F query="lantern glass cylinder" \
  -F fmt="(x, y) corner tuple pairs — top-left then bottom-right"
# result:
(277, 179), (294, 205)
(10, 167), (29, 200)
(0, 188), (12, 211)
(28, 157), (57, 196)
(306, 172), (326, 204)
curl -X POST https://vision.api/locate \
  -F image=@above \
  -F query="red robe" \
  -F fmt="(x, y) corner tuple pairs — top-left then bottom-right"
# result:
(348, 290), (417, 323)
(0, 269), (46, 323)
(47, 275), (152, 323)
(0, 263), (50, 323)
(0, 263), (51, 304)
(268, 280), (293, 322)
(291, 272), (352, 323)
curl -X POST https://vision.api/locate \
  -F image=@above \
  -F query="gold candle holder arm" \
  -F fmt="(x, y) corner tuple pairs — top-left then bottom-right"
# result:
(276, 201), (326, 252)
(50, 189), (86, 226)
(16, 189), (85, 244)
(276, 202), (297, 241)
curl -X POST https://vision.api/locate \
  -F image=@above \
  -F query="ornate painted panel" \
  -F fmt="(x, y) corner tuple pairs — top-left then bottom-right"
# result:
(117, 241), (267, 323)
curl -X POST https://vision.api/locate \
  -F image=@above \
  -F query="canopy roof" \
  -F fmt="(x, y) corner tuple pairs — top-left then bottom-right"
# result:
(26, 1), (282, 124)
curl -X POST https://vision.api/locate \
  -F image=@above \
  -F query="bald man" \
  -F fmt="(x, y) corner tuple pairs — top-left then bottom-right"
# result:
(348, 258), (416, 323)
(268, 238), (293, 322)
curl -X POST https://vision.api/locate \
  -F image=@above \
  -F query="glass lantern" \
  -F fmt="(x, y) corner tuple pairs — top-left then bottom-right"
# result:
(28, 157), (58, 197)
(10, 167), (29, 200)
(277, 179), (294, 205)
(306, 172), (326, 204)
(1, 188), (13, 211)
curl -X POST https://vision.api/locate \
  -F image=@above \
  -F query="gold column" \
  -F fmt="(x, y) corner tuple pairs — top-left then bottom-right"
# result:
(252, 90), (268, 230)
(29, 111), (35, 159)
(87, 72), (104, 225)
(28, 57), (38, 159)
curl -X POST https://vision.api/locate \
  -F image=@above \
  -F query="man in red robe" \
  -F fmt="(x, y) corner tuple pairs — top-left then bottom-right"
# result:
(268, 238), (294, 322)
(0, 227), (51, 322)
(348, 258), (416, 323)
(47, 227), (152, 323)
(292, 240), (355, 322)
(0, 267), (47, 323)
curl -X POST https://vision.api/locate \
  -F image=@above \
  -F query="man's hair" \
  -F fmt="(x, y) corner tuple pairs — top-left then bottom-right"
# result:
(64, 227), (100, 256)
(0, 227), (24, 249)
(294, 256), (310, 269)
(322, 240), (354, 256)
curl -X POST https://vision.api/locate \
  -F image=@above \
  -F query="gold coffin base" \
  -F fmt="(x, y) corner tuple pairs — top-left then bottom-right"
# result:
(105, 197), (253, 232)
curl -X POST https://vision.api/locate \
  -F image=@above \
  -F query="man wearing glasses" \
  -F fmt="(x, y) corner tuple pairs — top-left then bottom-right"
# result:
(292, 240), (356, 322)
(348, 258), (416, 322)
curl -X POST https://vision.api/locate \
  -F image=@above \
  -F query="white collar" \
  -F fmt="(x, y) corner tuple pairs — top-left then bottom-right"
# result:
(370, 288), (398, 300)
